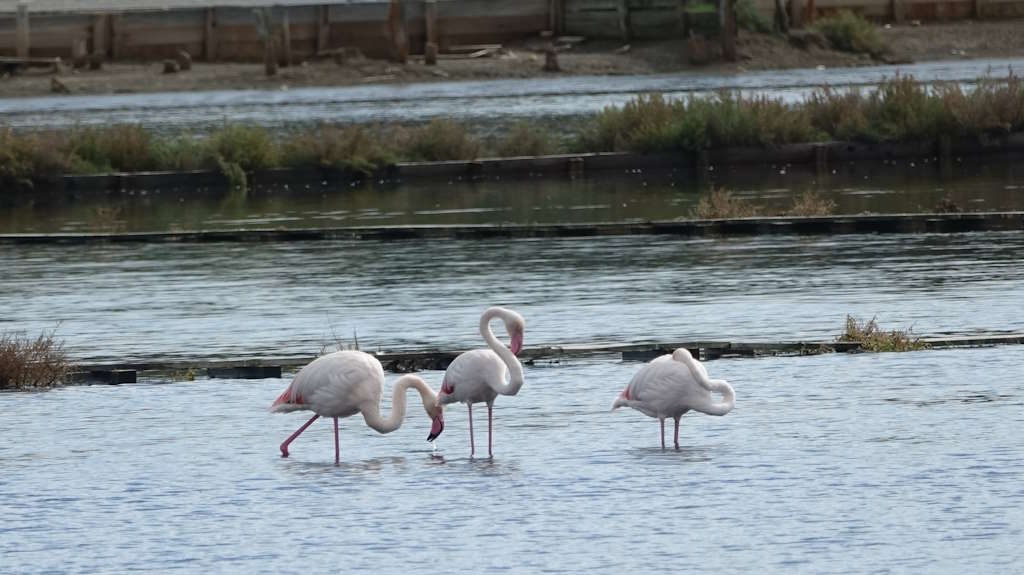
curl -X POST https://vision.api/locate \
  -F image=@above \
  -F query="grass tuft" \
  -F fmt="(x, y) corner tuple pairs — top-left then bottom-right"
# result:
(837, 315), (930, 352)
(786, 190), (836, 216)
(0, 330), (71, 390)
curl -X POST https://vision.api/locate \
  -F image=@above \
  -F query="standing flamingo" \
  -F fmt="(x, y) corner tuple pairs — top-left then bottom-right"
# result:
(434, 306), (525, 458)
(271, 350), (444, 464)
(612, 348), (735, 449)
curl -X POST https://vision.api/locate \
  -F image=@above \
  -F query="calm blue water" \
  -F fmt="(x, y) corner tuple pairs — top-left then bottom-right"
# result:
(2, 348), (1022, 573)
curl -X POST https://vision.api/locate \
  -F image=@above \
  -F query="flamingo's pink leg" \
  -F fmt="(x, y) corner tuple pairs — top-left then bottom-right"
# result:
(334, 416), (340, 465)
(281, 414), (320, 457)
(660, 418), (665, 449)
(674, 416), (681, 450)
(488, 403), (493, 458)
(468, 404), (475, 457)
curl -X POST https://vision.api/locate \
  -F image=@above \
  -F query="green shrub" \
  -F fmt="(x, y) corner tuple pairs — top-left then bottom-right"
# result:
(812, 11), (886, 57)
(204, 124), (278, 171)
(280, 125), (395, 174)
(735, 0), (773, 34)
(494, 122), (558, 157)
(398, 119), (480, 161)
(66, 125), (162, 173)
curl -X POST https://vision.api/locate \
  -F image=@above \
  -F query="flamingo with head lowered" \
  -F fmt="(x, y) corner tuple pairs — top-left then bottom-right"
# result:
(271, 350), (444, 464)
(434, 306), (525, 458)
(612, 347), (735, 449)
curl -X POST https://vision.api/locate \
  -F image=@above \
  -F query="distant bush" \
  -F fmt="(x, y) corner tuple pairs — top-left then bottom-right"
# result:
(281, 125), (396, 174)
(735, 0), (773, 34)
(0, 330), (71, 390)
(812, 11), (886, 58)
(494, 122), (559, 157)
(837, 315), (929, 352)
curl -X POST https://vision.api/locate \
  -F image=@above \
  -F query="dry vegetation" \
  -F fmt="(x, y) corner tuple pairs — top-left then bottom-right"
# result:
(2, 75), (1024, 190)
(691, 188), (836, 218)
(837, 315), (930, 352)
(0, 330), (71, 390)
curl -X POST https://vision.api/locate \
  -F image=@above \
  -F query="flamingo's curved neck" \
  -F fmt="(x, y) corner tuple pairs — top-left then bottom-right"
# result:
(480, 308), (524, 396)
(362, 375), (437, 434)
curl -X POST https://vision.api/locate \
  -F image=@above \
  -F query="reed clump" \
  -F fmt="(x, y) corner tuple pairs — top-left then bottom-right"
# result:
(692, 188), (762, 218)
(0, 330), (71, 390)
(837, 315), (930, 352)
(786, 190), (836, 216)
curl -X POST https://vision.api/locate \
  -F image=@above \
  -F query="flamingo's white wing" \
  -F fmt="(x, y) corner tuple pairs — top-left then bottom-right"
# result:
(291, 350), (384, 417)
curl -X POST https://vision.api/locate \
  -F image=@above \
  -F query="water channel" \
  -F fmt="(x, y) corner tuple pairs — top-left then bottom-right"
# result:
(1, 58), (1021, 132)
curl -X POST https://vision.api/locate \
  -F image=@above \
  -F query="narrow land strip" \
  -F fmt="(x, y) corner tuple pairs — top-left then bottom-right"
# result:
(68, 334), (1024, 383)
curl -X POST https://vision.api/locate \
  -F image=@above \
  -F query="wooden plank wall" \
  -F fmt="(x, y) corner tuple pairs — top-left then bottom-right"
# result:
(1, 0), (1023, 60)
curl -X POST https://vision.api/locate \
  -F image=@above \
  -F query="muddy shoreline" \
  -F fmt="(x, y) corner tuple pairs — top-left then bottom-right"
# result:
(3, 22), (1024, 98)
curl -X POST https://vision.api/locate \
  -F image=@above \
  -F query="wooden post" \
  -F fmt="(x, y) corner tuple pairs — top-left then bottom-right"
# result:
(891, 0), (904, 23)
(389, 0), (409, 64)
(424, 0), (438, 64)
(549, 0), (563, 34)
(805, 0), (816, 23)
(721, 0), (737, 62)
(789, 0), (803, 28)
(110, 14), (122, 60)
(15, 3), (30, 58)
(316, 5), (330, 53)
(972, 0), (983, 18)
(281, 8), (292, 66)
(617, 0), (630, 42)
(91, 14), (106, 57)
(204, 8), (217, 61)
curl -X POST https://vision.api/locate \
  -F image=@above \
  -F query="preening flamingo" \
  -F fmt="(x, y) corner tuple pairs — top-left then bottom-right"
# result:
(612, 348), (735, 449)
(271, 350), (444, 464)
(435, 306), (525, 458)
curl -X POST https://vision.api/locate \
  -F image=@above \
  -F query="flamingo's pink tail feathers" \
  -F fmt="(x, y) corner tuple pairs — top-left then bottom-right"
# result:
(270, 384), (306, 413)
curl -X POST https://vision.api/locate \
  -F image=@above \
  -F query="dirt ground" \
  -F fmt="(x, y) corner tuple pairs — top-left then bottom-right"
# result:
(2, 20), (1024, 98)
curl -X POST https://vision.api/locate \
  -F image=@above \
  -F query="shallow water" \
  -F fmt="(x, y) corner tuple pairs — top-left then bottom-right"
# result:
(2, 348), (1022, 573)
(2, 231), (1023, 362)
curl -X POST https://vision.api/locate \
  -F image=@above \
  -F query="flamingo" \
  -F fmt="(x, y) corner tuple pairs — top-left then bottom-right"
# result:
(434, 306), (525, 458)
(612, 348), (735, 449)
(270, 350), (444, 464)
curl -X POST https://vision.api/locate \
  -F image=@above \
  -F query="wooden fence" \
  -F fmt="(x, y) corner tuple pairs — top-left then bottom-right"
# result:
(0, 0), (1021, 63)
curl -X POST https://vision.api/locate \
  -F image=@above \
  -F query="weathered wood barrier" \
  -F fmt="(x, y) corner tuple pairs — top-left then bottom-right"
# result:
(4, 212), (1023, 245)
(68, 333), (1024, 383)
(30, 133), (1024, 196)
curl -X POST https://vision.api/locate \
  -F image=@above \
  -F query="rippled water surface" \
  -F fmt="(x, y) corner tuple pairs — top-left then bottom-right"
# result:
(3, 158), (1024, 233)
(2, 232), (1023, 362)
(2, 348), (1022, 573)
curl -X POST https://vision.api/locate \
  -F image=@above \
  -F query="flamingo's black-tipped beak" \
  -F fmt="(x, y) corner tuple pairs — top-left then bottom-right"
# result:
(510, 331), (523, 356)
(427, 413), (445, 442)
